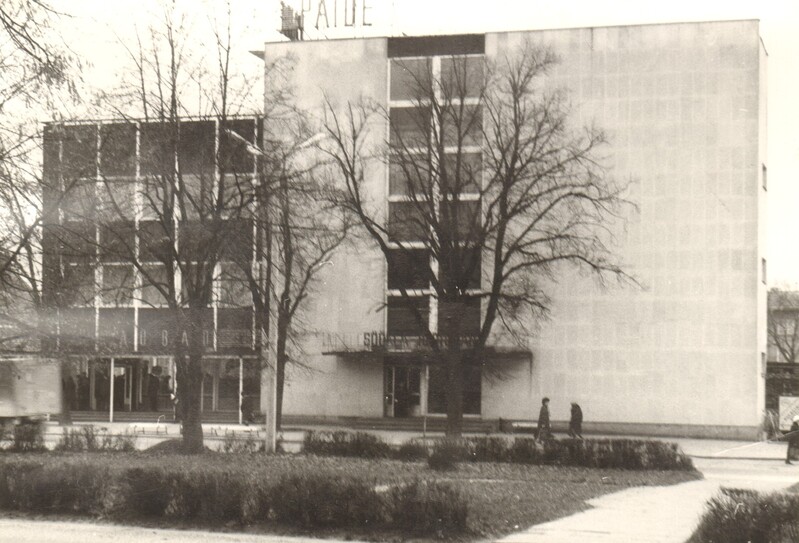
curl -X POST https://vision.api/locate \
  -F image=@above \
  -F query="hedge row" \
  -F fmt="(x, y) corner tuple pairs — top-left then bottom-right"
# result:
(304, 431), (695, 471)
(690, 488), (799, 543)
(0, 455), (468, 535)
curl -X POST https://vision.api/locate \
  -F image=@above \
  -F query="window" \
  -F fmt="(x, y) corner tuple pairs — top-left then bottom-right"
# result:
(219, 219), (253, 262)
(218, 262), (251, 308)
(61, 263), (95, 307)
(140, 122), (175, 176)
(440, 56), (484, 99)
(177, 121), (215, 175)
(389, 153), (430, 196)
(441, 105), (482, 148)
(101, 265), (134, 306)
(139, 221), (172, 262)
(99, 222), (135, 262)
(61, 125), (97, 180)
(439, 247), (481, 290)
(387, 249), (431, 290)
(441, 200), (481, 241)
(438, 297), (481, 336)
(441, 152), (481, 194)
(97, 179), (135, 221)
(390, 58), (432, 101)
(99, 123), (136, 177)
(387, 296), (429, 336)
(61, 179), (97, 221)
(56, 223), (96, 264)
(140, 264), (169, 307)
(179, 174), (214, 219)
(390, 107), (431, 148)
(220, 119), (258, 174)
(388, 201), (428, 242)
(179, 220), (214, 262)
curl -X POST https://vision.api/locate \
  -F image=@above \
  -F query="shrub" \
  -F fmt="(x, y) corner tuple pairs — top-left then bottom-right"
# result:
(166, 468), (248, 522)
(121, 466), (171, 517)
(468, 436), (511, 462)
(55, 426), (137, 452)
(11, 420), (45, 452)
(389, 479), (468, 536)
(690, 488), (799, 543)
(219, 434), (262, 454)
(271, 472), (384, 528)
(303, 430), (392, 459)
(396, 439), (429, 461)
(428, 439), (468, 471)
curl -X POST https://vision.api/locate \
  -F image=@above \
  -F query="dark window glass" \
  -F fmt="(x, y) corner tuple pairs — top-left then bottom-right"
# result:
(220, 119), (257, 174)
(61, 125), (97, 180)
(387, 296), (429, 336)
(441, 152), (481, 194)
(56, 222), (96, 264)
(60, 263), (95, 307)
(99, 222), (135, 262)
(178, 221), (214, 262)
(428, 363), (481, 415)
(387, 249), (430, 290)
(390, 58), (432, 101)
(97, 179), (135, 221)
(218, 263), (251, 308)
(440, 57), (484, 99)
(180, 174), (214, 219)
(139, 220), (172, 262)
(101, 265), (134, 306)
(140, 264), (169, 307)
(178, 121), (215, 175)
(99, 123), (136, 177)
(439, 247), (481, 290)
(439, 297), (481, 336)
(388, 202), (427, 242)
(220, 219), (253, 262)
(140, 122), (175, 176)
(441, 105), (482, 147)
(61, 179), (97, 221)
(387, 34), (485, 58)
(389, 153), (429, 196)
(441, 200), (480, 241)
(390, 107), (430, 148)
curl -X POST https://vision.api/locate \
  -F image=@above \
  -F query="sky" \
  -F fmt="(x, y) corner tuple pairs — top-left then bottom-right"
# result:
(51, 0), (799, 287)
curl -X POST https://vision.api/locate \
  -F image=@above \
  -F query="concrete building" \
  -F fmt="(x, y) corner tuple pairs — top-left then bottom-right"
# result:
(259, 19), (768, 438)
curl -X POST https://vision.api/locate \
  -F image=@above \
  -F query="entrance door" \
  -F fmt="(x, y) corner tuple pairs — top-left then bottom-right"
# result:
(384, 365), (421, 418)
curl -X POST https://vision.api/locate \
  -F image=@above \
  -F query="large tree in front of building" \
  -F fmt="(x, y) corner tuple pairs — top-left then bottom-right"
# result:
(322, 44), (631, 437)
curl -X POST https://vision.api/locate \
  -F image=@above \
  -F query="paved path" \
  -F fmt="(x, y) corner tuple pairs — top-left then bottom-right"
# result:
(497, 454), (799, 543)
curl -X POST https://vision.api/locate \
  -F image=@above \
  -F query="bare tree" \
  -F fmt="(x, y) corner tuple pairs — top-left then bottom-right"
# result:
(321, 44), (632, 436)
(768, 289), (799, 365)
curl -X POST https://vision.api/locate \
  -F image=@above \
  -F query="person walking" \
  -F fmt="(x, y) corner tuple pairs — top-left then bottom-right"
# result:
(569, 402), (583, 439)
(786, 415), (799, 465)
(537, 397), (551, 442)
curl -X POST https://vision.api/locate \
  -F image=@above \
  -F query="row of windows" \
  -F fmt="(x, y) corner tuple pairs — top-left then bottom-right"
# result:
(56, 174), (255, 222)
(51, 220), (253, 264)
(386, 248), (481, 291)
(387, 200), (480, 242)
(389, 106), (482, 149)
(44, 119), (260, 181)
(389, 152), (481, 196)
(390, 57), (484, 101)
(385, 295), (481, 336)
(56, 262), (252, 309)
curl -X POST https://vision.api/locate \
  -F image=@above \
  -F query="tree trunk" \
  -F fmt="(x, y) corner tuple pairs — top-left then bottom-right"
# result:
(445, 350), (464, 437)
(175, 310), (204, 454)
(275, 308), (289, 431)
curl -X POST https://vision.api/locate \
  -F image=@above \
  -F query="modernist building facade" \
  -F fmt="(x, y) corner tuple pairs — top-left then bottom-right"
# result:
(261, 19), (768, 438)
(41, 117), (264, 421)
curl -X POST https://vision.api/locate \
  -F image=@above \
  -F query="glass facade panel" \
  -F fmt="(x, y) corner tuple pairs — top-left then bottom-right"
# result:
(387, 249), (430, 290)
(388, 201), (427, 242)
(61, 124), (97, 180)
(386, 296), (429, 336)
(97, 179), (135, 221)
(140, 264), (169, 307)
(440, 56), (484, 99)
(389, 107), (431, 148)
(99, 123), (136, 177)
(101, 265), (134, 307)
(441, 105), (482, 147)
(390, 58), (432, 101)
(389, 153), (429, 196)
(218, 262), (251, 308)
(442, 152), (481, 194)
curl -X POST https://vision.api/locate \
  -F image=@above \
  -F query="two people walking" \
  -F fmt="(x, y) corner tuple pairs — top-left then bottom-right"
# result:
(536, 397), (583, 442)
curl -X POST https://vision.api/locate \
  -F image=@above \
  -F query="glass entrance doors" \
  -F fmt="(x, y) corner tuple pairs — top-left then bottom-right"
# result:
(384, 364), (421, 418)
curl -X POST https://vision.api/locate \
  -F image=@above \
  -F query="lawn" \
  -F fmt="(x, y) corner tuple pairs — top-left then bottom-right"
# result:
(0, 451), (700, 541)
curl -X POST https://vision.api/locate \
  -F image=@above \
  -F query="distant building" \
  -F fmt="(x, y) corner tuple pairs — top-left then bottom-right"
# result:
(766, 289), (799, 410)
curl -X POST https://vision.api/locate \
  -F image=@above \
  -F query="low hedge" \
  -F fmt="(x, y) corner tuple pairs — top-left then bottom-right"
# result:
(689, 488), (799, 543)
(0, 454), (468, 535)
(304, 431), (694, 471)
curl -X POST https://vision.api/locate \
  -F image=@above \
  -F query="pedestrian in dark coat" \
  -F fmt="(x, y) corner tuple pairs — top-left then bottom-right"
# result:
(569, 402), (583, 439)
(537, 397), (551, 442)
(787, 415), (799, 465)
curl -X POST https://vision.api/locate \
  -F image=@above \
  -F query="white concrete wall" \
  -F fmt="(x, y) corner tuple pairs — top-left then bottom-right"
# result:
(487, 20), (765, 432)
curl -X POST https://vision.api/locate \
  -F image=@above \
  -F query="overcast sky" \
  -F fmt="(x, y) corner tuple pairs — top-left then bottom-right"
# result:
(52, 0), (799, 287)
